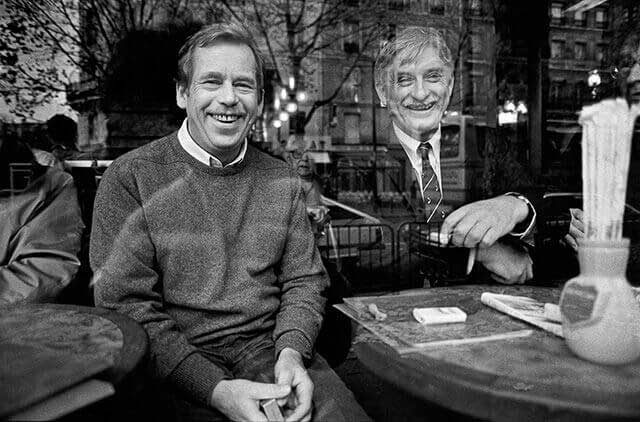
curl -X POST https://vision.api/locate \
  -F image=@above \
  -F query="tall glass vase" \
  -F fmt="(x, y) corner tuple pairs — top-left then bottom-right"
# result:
(559, 238), (640, 365)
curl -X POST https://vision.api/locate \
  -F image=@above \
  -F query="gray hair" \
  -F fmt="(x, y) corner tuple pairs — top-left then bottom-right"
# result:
(374, 27), (453, 94)
(176, 22), (264, 101)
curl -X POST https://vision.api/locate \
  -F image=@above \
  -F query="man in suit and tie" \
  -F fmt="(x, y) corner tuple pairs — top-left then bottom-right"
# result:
(374, 26), (535, 284)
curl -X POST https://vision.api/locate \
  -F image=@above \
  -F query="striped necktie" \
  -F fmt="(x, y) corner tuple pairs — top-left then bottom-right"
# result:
(417, 142), (442, 222)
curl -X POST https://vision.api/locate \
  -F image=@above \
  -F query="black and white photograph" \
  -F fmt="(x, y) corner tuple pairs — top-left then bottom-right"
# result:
(1, 0), (640, 420)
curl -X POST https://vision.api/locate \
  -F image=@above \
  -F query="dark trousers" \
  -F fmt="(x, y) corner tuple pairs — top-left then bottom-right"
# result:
(168, 332), (371, 422)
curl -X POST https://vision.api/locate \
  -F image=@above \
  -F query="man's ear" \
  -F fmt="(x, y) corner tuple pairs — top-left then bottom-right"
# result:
(443, 72), (455, 109)
(258, 91), (264, 115)
(256, 96), (264, 116)
(447, 72), (455, 101)
(176, 83), (187, 110)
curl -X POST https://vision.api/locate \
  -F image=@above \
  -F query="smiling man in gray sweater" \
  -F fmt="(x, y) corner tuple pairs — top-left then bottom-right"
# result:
(91, 23), (368, 422)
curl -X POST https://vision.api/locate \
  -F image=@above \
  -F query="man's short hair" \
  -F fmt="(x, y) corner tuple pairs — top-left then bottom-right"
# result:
(374, 27), (453, 94)
(176, 22), (264, 101)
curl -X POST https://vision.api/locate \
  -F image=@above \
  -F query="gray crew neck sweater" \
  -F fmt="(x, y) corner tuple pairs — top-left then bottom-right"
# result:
(91, 132), (328, 405)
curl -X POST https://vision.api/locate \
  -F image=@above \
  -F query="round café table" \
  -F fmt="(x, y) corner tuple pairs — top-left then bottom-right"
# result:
(352, 285), (640, 422)
(0, 303), (148, 418)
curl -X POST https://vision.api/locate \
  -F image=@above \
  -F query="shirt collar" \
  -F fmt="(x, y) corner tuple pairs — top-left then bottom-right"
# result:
(177, 119), (247, 168)
(393, 123), (441, 167)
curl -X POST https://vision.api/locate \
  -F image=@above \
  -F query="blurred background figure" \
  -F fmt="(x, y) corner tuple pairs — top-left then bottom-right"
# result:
(282, 135), (329, 237)
(619, 33), (640, 106)
(46, 114), (79, 162)
(0, 135), (84, 305)
(560, 33), (640, 284)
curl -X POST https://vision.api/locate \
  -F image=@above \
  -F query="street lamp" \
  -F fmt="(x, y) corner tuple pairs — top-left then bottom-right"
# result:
(270, 77), (306, 137)
(588, 69), (602, 99)
(516, 101), (528, 114)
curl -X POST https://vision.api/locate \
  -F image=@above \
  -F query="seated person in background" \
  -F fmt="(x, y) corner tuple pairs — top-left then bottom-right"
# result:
(91, 23), (368, 421)
(27, 133), (62, 169)
(282, 136), (329, 237)
(0, 137), (83, 305)
(374, 27), (535, 284)
(562, 34), (640, 284)
(47, 114), (79, 163)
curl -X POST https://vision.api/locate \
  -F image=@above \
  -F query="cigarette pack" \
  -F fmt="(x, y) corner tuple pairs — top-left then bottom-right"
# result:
(412, 307), (467, 325)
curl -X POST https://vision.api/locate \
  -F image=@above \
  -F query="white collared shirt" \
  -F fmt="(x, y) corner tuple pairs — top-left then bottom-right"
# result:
(393, 123), (442, 200)
(177, 119), (247, 167)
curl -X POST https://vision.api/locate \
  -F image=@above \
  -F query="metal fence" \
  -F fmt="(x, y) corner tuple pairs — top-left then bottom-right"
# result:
(318, 220), (472, 293)
(317, 223), (402, 293)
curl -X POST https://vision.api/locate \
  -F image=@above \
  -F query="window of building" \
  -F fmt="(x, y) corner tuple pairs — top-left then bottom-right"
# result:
(466, 0), (482, 15)
(464, 75), (477, 109)
(628, 5), (639, 24)
(470, 33), (482, 56)
(343, 20), (360, 54)
(550, 80), (566, 106)
(574, 10), (586, 26)
(386, 23), (397, 41)
(389, 0), (405, 11)
(595, 8), (607, 28)
(595, 44), (606, 63)
(408, 0), (424, 12)
(574, 42), (586, 61)
(575, 81), (587, 106)
(550, 2), (563, 24)
(430, 0), (445, 15)
(551, 40), (565, 59)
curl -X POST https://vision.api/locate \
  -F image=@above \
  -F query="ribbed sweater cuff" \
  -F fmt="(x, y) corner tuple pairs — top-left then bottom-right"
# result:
(168, 352), (229, 406)
(275, 330), (313, 361)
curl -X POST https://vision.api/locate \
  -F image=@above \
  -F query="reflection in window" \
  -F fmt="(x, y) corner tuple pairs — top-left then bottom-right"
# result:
(575, 81), (587, 107)
(551, 40), (565, 59)
(550, 80), (567, 107)
(574, 10), (586, 27)
(464, 76), (475, 109)
(466, 0), (481, 15)
(470, 33), (482, 56)
(595, 44), (606, 63)
(574, 42), (586, 61)
(386, 23), (396, 41)
(595, 8), (607, 29)
(550, 2), (563, 24)
(389, 0), (405, 11)
(343, 20), (360, 54)
(430, 0), (445, 15)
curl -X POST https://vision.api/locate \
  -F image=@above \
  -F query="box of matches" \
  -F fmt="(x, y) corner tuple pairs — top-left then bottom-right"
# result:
(260, 398), (284, 422)
(412, 307), (467, 325)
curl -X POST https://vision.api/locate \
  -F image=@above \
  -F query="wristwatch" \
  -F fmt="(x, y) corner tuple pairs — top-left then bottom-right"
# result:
(505, 192), (536, 237)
